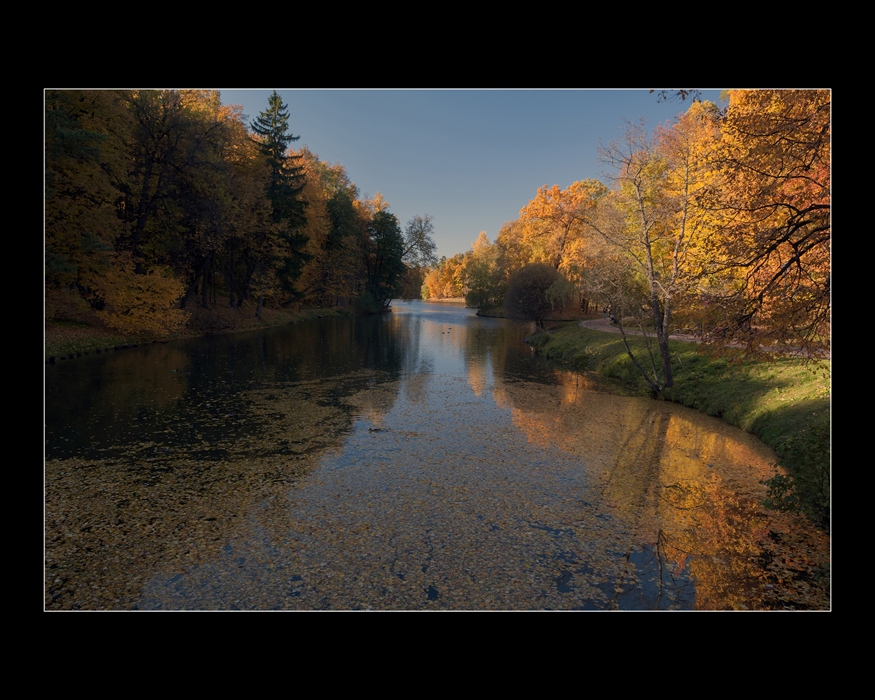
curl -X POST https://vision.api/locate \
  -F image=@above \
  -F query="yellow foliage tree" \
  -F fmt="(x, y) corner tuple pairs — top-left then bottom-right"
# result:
(292, 152), (370, 305)
(517, 180), (607, 272)
(95, 253), (188, 337)
(708, 89), (830, 355)
(294, 148), (334, 301)
(585, 105), (722, 390)
(423, 253), (468, 299)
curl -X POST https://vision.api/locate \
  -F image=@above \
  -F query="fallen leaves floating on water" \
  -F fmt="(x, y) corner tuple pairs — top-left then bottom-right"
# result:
(45, 313), (829, 611)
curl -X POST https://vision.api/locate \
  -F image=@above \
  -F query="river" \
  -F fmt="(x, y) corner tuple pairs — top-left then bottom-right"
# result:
(44, 300), (829, 610)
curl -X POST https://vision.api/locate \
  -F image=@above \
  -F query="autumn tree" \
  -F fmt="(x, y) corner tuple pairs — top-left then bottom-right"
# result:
(464, 232), (505, 309)
(402, 214), (438, 268)
(117, 90), (225, 273)
(94, 252), (188, 336)
(707, 89), (830, 356)
(650, 89), (703, 103)
(422, 259), (446, 299)
(117, 90), (270, 329)
(581, 235), (648, 321)
(293, 148), (339, 303)
(113, 91), (271, 317)
(46, 90), (281, 332)
(323, 185), (368, 302)
(518, 180), (607, 271)
(167, 96), (245, 309)
(209, 102), (276, 316)
(492, 219), (531, 284)
(586, 105), (722, 391)
(45, 90), (127, 303)
(517, 180), (608, 315)
(423, 253), (467, 300)
(397, 214), (439, 300)
(45, 90), (225, 335)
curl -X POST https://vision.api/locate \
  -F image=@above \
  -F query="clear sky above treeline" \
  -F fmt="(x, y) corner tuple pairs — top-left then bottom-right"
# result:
(220, 89), (727, 260)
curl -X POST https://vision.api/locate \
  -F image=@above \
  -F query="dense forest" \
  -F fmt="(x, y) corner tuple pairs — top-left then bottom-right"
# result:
(45, 89), (437, 336)
(46, 89), (829, 376)
(424, 90), (830, 382)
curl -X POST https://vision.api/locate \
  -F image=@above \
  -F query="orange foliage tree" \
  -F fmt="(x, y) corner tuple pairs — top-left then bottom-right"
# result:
(706, 89), (830, 356)
(517, 180), (607, 271)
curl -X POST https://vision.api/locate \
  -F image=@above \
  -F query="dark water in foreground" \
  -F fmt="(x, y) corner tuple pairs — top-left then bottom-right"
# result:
(45, 301), (829, 610)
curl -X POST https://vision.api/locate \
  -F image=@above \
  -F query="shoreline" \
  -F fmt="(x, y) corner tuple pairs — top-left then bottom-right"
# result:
(45, 300), (353, 362)
(529, 324), (830, 530)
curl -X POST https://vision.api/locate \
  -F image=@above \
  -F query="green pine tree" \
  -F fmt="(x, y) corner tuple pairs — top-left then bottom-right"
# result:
(250, 91), (310, 298)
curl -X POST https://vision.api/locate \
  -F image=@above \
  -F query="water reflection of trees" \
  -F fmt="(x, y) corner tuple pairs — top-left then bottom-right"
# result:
(45, 314), (410, 459)
(45, 362), (402, 610)
(45, 307), (828, 610)
(487, 364), (828, 609)
(45, 344), (191, 456)
(46, 314), (413, 609)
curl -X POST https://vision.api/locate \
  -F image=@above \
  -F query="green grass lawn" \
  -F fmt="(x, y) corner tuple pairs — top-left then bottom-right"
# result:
(530, 325), (831, 529)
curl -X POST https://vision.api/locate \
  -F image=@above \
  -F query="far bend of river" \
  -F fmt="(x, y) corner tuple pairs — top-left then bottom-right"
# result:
(45, 301), (829, 610)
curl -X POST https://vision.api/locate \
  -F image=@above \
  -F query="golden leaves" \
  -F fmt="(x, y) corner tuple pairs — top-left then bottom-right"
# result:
(94, 253), (188, 337)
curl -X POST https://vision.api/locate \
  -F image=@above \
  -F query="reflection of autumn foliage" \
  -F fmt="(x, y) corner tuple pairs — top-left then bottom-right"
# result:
(47, 344), (192, 431)
(658, 478), (829, 610)
(491, 368), (607, 453)
(346, 380), (397, 430)
(658, 479), (771, 610)
(466, 357), (490, 397)
(490, 366), (828, 609)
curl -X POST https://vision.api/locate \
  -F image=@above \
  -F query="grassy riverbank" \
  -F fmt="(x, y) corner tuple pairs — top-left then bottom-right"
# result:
(529, 325), (831, 529)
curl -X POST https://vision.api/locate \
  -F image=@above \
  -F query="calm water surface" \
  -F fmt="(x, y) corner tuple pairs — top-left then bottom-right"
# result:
(45, 301), (829, 610)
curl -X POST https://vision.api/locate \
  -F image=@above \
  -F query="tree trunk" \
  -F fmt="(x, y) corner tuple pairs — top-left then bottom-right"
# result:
(201, 254), (213, 309)
(658, 334), (673, 389)
(650, 294), (674, 389)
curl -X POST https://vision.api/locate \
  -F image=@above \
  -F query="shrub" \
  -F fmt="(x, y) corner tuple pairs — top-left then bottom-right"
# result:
(95, 254), (188, 337)
(505, 263), (570, 329)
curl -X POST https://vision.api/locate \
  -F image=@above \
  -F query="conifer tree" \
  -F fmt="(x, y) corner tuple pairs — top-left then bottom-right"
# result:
(250, 91), (310, 299)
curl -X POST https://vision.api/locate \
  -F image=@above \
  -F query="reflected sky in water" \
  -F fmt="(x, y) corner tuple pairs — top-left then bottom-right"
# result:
(45, 302), (829, 610)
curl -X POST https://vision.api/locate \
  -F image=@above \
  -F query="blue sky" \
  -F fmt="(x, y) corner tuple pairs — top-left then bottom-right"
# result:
(220, 89), (727, 260)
